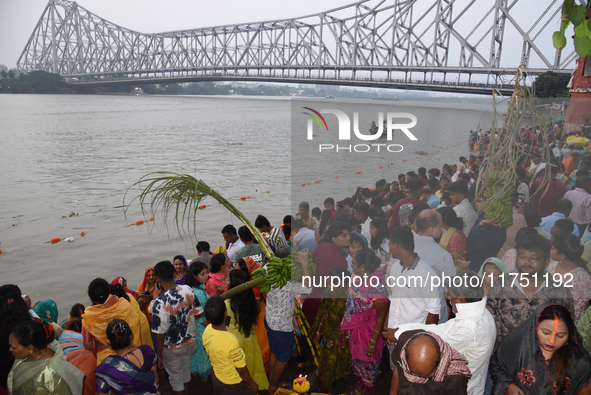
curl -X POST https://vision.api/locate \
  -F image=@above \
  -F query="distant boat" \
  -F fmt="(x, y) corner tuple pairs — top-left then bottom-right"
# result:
(326, 95), (335, 98)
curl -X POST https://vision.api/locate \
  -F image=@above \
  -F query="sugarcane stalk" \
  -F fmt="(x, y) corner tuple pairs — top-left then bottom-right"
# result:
(294, 305), (319, 366)
(293, 330), (302, 356)
(222, 274), (267, 300)
(295, 301), (311, 332)
(124, 172), (273, 260)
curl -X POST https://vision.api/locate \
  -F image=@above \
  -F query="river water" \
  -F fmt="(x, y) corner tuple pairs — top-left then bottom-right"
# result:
(0, 93), (497, 318)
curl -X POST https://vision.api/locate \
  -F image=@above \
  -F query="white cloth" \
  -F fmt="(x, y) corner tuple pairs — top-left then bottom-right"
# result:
(451, 171), (462, 182)
(265, 280), (312, 332)
(387, 257), (444, 329)
(396, 297), (496, 395)
(226, 239), (245, 263)
(413, 234), (456, 322)
(28, 309), (40, 319)
(360, 216), (372, 246)
(517, 182), (529, 204)
(453, 198), (477, 237)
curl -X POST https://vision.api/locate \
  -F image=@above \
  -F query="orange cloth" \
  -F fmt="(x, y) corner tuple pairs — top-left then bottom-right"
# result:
(82, 294), (141, 365)
(136, 267), (155, 323)
(242, 257), (262, 299)
(563, 155), (576, 174)
(255, 299), (271, 373)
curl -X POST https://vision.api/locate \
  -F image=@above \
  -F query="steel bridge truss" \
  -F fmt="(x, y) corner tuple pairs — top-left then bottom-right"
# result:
(17, 0), (575, 95)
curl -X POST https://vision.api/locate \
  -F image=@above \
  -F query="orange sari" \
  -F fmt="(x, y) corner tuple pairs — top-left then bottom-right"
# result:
(136, 267), (156, 324)
(81, 294), (141, 365)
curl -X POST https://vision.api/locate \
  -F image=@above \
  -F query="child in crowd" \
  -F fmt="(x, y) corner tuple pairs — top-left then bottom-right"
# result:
(202, 296), (258, 395)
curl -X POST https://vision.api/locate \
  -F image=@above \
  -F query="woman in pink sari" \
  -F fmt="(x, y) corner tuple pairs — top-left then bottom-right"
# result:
(340, 249), (389, 394)
(205, 253), (232, 297)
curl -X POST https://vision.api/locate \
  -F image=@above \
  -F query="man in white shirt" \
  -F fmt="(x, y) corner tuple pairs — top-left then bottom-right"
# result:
(448, 180), (477, 237)
(391, 271), (496, 395)
(382, 226), (444, 368)
(221, 224), (245, 264)
(353, 201), (372, 246)
(414, 209), (456, 322)
(564, 176), (591, 235)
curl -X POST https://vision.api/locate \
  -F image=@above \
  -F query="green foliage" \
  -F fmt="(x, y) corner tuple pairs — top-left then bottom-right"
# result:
(0, 71), (65, 94)
(534, 71), (571, 98)
(553, 2), (591, 57)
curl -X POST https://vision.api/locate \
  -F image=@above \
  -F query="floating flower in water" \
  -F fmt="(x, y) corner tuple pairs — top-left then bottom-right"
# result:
(199, 204), (206, 209)
(149, 217), (154, 221)
(51, 237), (61, 244)
(80, 231), (85, 237)
(136, 220), (144, 226)
(292, 374), (310, 394)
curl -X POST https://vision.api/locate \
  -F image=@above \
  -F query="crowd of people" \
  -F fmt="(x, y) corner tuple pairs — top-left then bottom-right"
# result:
(2, 123), (591, 395)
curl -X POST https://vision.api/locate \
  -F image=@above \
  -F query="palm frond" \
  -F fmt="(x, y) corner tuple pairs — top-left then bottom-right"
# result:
(123, 172), (274, 259)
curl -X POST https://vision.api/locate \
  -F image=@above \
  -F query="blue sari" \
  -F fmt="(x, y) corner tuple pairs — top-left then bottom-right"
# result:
(95, 345), (157, 395)
(190, 284), (212, 380)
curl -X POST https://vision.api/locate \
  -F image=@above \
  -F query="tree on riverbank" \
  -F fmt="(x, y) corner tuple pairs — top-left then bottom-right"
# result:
(534, 71), (571, 98)
(0, 71), (65, 94)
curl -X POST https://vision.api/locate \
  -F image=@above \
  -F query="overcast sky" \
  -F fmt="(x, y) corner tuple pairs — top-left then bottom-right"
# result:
(0, 0), (571, 71)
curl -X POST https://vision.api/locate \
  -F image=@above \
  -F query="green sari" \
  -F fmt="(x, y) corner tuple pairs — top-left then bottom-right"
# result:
(8, 340), (84, 395)
(310, 293), (351, 392)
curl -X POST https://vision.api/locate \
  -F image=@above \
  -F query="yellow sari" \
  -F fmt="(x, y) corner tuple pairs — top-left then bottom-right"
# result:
(126, 294), (154, 350)
(82, 295), (141, 365)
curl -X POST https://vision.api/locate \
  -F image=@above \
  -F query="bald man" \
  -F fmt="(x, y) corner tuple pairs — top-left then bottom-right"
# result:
(390, 330), (471, 395)
(406, 334), (441, 378)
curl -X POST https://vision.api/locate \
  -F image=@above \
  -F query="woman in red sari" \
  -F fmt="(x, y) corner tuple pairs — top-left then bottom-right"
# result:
(303, 221), (351, 323)
(340, 249), (389, 394)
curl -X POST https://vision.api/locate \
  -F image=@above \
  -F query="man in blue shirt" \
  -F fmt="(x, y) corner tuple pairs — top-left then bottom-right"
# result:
(539, 198), (579, 237)
(291, 219), (318, 251)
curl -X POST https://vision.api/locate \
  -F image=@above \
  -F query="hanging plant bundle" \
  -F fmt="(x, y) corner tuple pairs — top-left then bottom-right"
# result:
(475, 66), (556, 228)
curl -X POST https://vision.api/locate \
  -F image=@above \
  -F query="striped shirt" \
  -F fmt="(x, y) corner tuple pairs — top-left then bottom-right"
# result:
(268, 226), (287, 250)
